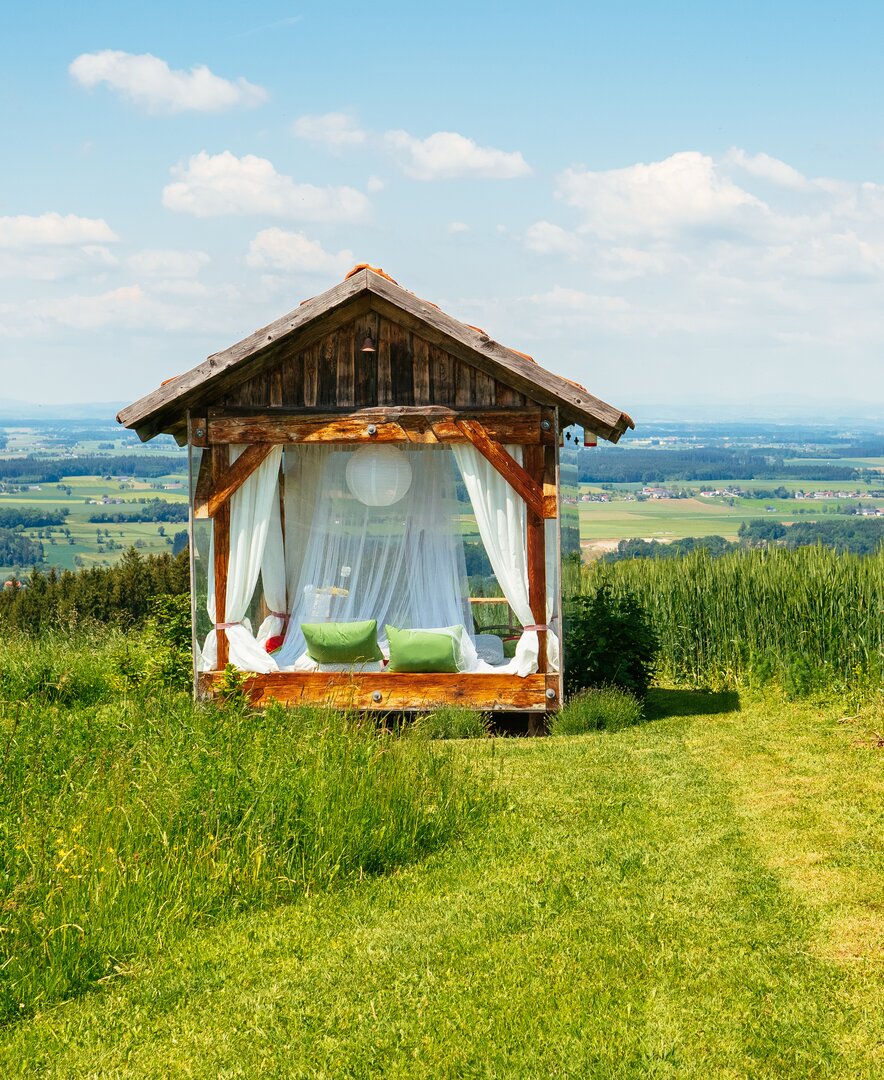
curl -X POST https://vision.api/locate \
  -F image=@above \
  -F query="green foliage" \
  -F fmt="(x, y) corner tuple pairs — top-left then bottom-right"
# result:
(411, 706), (491, 740)
(0, 681), (489, 1022)
(0, 528), (43, 567)
(0, 548), (189, 632)
(564, 584), (659, 698)
(588, 546), (883, 698)
(550, 686), (644, 735)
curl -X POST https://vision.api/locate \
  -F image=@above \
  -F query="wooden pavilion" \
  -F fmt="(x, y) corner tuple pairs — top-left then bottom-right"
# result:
(118, 266), (633, 715)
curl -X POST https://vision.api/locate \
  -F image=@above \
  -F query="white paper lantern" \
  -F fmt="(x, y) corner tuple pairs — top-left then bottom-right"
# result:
(345, 445), (413, 506)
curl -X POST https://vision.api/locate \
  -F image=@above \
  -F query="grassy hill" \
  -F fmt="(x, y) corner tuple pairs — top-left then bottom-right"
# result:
(1, 689), (881, 1078)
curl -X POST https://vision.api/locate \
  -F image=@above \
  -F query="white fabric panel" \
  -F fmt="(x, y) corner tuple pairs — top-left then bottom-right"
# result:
(256, 476), (286, 647)
(451, 443), (537, 676)
(200, 444), (283, 673)
(545, 517), (561, 672)
(273, 445), (475, 670)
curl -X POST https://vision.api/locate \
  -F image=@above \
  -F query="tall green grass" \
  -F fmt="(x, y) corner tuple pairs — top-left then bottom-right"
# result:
(587, 545), (883, 697)
(0, 634), (490, 1022)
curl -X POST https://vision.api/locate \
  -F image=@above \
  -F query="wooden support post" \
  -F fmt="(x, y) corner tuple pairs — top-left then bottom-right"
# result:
(456, 419), (546, 518)
(213, 447), (230, 670)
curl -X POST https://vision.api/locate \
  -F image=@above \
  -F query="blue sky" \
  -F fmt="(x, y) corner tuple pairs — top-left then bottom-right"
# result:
(1, 1), (883, 417)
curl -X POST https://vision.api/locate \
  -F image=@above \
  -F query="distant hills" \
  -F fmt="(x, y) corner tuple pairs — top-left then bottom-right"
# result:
(0, 399), (125, 421)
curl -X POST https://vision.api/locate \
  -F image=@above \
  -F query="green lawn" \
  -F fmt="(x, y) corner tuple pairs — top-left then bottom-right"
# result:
(3, 691), (881, 1078)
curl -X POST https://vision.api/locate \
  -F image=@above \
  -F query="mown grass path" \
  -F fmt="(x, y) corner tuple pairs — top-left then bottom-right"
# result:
(3, 693), (882, 1078)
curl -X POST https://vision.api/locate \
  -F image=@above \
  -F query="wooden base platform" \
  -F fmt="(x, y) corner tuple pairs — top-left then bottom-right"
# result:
(197, 671), (560, 712)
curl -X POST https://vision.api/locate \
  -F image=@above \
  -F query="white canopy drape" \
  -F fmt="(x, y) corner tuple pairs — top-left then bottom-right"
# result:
(452, 443), (559, 675)
(273, 445), (475, 670)
(200, 444), (283, 672)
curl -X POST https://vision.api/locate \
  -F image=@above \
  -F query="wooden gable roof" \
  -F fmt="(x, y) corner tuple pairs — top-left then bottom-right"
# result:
(117, 267), (635, 443)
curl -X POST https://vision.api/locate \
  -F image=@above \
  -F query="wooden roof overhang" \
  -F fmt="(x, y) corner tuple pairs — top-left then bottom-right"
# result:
(116, 268), (635, 444)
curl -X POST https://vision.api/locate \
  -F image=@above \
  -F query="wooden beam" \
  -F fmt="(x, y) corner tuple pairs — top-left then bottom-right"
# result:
(197, 407), (548, 447)
(524, 446), (548, 674)
(194, 443), (275, 519)
(212, 449), (231, 670)
(197, 671), (554, 712)
(193, 446), (214, 513)
(456, 419), (546, 519)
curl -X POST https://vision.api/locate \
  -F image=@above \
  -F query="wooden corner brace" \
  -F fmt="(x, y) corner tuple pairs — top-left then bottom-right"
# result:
(194, 443), (275, 519)
(455, 420), (556, 519)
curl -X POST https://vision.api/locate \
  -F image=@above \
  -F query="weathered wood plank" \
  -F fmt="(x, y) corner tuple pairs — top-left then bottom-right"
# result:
(376, 319), (393, 405)
(353, 311), (379, 406)
(204, 408), (547, 446)
(411, 333), (431, 405)
(212, 450), (230, 670)
(317, 331), (338, 408)
(388, 321), (414, 405)
(195, 443), (275, 519)
(456, 420), (545, 518)
(198, 671), (553, 712)
(454, 358), (474, 407)
(429, 343), (452, 405)
(474, 368), (495, 407)
(280, 350), (304, 408)
(302, 344), (318, 407)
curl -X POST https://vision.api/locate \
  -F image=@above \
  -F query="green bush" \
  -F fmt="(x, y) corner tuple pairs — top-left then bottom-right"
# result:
(564, 584), (659, 698)
(411, 706), (490, 740)
(549, 687), (644, 736)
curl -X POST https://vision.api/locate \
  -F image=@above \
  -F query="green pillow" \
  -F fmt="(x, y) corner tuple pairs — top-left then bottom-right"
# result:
(301, 620), (382, 664)
(385, 625), (459, 673)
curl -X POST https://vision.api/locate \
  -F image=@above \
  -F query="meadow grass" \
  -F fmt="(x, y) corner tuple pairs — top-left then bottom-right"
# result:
(588, 545), (883, 700)
(1, 690), (881, 1077)
(549, 685), (644, 735)
(0, 673), (490, 1022)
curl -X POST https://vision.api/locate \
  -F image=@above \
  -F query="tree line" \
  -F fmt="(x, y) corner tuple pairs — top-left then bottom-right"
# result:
(579, 447), (862, 484)
(0, 455), (186, 484)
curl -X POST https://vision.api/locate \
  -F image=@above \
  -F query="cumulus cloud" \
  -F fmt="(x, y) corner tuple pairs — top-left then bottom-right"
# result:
(447, 221), (470, 234)
(162, 151), (370, 221)
(292, 112), (365, 146)
(69, 50), (267, 113)
(366, 176), (385, 193)
(385, 130), (531, 180)
(246, 229), (354, 275)
(127, 249), (210, 279)
(724, 148), (811, 192)
(0, 212), (118, 248)
(558, 151), (766, 240)
(524, 220), (581, 255)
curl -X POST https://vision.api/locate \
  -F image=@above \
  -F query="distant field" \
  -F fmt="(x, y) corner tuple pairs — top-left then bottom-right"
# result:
(0, 472), (188, 577)
(579, 479), (884, 553)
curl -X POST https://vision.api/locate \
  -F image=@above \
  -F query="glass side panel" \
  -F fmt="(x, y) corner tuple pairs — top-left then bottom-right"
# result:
(559, 426), (582, 679)
(187, 432), (211, 680)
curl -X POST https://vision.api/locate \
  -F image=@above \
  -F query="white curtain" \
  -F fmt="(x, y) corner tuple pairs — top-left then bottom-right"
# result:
(200, 444), (283, 673)
(452, 443), (560, 676)
(273, 445), (474, 669)
(255, 480), (286, 647)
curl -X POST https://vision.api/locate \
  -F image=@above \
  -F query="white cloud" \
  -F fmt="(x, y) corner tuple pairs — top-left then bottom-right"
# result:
(69, 50), (267, 113)
(366, 176), (385, 193)
(558, 151), (766, 239)
(292, 112), (365, 146)
(0, 212), (118, 248)
(127, 249), (210, 279)
(447, 221), (470, 234)
(524, 220), (581, 255)
(246, 229), (354, 276)
(724, 148), (811, 192)
(384, 130), (531, 180)
(162, 151), (370, 221)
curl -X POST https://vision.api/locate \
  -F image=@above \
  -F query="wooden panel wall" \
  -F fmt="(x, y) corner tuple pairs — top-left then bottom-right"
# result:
(221, 314), (529, 410)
